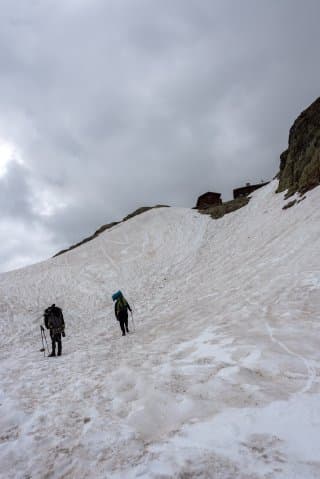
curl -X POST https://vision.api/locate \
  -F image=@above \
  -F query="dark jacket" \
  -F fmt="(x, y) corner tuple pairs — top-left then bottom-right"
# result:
(44, 305), (65, 334)
(114, 296), (132, 320)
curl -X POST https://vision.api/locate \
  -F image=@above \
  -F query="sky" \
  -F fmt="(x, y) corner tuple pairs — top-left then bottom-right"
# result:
(0, 0), (319, 273)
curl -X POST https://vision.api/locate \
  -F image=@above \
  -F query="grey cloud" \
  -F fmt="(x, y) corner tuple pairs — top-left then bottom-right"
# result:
(0, 161), (34, 220)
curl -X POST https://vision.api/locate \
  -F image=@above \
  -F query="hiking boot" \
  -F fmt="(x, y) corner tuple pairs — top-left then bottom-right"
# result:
(122, 332), (126, 336)
(48, 352), (56, 357)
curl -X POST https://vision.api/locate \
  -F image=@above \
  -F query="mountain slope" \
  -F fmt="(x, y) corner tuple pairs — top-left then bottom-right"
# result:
(0, 181), (320, 478)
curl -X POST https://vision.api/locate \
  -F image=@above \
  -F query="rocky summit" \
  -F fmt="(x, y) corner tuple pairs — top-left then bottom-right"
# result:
(277, 97), (320, 197)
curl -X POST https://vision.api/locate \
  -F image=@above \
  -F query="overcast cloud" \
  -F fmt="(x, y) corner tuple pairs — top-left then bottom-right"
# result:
(0, 0), (319, 272)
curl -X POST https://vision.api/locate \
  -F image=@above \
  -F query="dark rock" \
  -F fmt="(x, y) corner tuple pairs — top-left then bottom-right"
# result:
(277, 97), (320, 197)
(199, 197), (250, 220)
(282, 200), (297, 210)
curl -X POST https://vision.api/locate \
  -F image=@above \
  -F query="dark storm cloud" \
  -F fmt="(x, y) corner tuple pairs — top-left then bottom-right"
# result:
(0, 0), (320, 271)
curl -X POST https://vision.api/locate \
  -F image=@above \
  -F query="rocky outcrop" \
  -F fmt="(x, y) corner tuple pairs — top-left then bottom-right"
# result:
(199, 197), (250, 220)
(277, 97), (320, 197)
(54, 205), (169, 257)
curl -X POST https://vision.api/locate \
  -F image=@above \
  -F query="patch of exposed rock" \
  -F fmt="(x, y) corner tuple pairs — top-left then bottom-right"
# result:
(277, 97), (320, 197)
(199, 197), (250, 220)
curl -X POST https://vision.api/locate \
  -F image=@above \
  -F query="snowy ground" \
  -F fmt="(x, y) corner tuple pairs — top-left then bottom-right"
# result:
(0, 181), (320, 479)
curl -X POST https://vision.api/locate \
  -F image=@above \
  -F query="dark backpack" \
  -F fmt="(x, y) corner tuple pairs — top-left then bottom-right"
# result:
(47, 307), (64, 330)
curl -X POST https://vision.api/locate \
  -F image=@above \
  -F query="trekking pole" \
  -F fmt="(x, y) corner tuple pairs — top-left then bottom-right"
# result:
(40, 325), (49, 356)
(40, 326), (45, 356)
(43, 328), (49, 354)
(130, 311), (136, 332)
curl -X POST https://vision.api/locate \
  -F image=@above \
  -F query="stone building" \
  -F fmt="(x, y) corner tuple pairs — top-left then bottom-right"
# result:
(195, 192), (222, 209)
(233, 182), (269, 199)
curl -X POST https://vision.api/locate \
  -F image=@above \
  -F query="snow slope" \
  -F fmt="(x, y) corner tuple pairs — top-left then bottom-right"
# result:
(0, 181), (320, 478)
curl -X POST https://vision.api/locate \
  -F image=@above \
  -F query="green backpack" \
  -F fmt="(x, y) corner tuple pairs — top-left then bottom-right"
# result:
(116, 297), (127, 316)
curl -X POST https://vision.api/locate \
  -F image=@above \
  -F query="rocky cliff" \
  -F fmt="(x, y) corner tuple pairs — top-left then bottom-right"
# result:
(277, 97), (320, 197)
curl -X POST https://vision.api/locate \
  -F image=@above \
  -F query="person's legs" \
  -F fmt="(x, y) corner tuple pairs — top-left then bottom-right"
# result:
(56, 333), (62, 356)
(125, 317), (129, 333)
(119, 319), (126, 335)
(118, 311), (128, 335)
(49, 331), (56, 356)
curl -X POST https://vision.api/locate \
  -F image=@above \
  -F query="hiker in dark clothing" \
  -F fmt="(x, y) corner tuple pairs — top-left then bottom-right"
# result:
(113, 292), (132, 336)
(44, 304), (65, 357)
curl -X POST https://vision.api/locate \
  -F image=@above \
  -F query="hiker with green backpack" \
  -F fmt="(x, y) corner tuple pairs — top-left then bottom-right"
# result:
(112, 291), (132, 336)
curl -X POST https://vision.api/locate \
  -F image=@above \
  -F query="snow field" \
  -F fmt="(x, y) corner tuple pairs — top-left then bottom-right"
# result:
(0, 180), (320, 478)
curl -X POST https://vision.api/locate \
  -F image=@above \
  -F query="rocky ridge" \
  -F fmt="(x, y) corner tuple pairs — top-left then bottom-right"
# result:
(277, 96), (320, 197)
